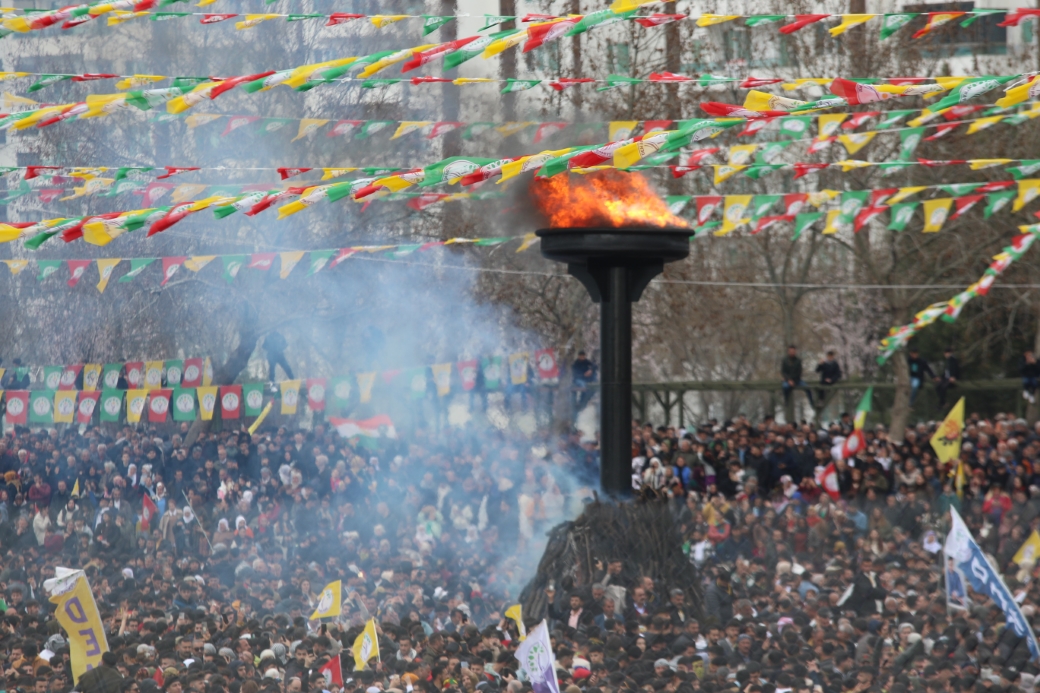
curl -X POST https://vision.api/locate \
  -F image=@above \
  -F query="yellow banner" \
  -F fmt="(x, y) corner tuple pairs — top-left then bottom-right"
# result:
(352, 618), (380, 670)
(930, 397), (964, 464)
(125, 390), (147, 423)
(49, 572), (108, 682)
(54, 391), (77, 424)
(310, 580), (342, 620)
(280, 379), (301, 414)
(197, 386), (218, 420)
(357, 373), (376, 403)
(431, 364), (452, 397)
(509, 353), (529, 385)
(144, 361), (163, 389)
(922, 198), (953, 233)
(608, 120), (638, 141)
(1014, 179), (1040, 212)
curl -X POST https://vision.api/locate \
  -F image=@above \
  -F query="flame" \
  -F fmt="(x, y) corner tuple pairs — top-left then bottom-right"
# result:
(529, 170), (688, 229)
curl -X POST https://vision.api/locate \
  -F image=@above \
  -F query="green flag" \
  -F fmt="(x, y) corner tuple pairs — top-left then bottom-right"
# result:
(37, 260), (61, 281)
(420, 157), (496, 187)
(243, 383), (265, 416)
(307, 250), (335, 275)
(597, 75), (640, 91)
(779, 117), (812, 138)
(939, 183), (982, 197)
(793, 212), (823, 240)
(745, 14), (786, 26)
(28, 74), (72, 92)
(356, 121), (393, 139)
(222, 255), (247, 283)
(1008, 160), (1040, 179)
(42, 367), (63, 391)
(888, 202), (919, 231)
(756, 141), (790, 165)
(101, 364), (122, 390)
(929, 75), (1019, 112)
(100, 389), (123, 422)
(119, 258), (155, 283)
(330, 376), (352, 412)
(840, 191), (870, 221)
(501, 79), (541, 93)
(567, 8), (636, 35)
(879, 13), (918, 39)
(482, 356), (503, 390)
(666, 196), (692, 215)
(286, 13), (322, 21)
(164, 359), (184, 386)
(408, 368), (427, 399)
(751, 195), (781, 220)
(172, 388), (196, 421)
(30, 391), (54, 423)
(984, 190), (1016, 218)
(898, 128), (925, 161)
(445, 30), (518, 70)
(422, 15), (452, 34)
(876, 109), (915, 130)
(743, 164), (783, 180)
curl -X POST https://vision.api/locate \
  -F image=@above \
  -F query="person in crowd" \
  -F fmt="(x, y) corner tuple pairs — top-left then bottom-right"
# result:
(935, 345), (960, 408)
(780, 345), (814, 409)
(571, 351), (597, 415)
(263, 331), (294, 382)
(1023, 349), (1040, 403)
(908, 347), (936, 406)
(814, 350), (842, 403)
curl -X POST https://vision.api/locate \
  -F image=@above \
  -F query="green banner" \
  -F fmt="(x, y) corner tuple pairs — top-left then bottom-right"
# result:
(172, 388), (195, 421)
(100, 390), (123, 422)
(243, 383), (265, 416)
(30, 391), (54, 423)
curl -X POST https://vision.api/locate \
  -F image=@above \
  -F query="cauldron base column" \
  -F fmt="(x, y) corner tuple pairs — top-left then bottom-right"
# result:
(537, 228), (691, 497)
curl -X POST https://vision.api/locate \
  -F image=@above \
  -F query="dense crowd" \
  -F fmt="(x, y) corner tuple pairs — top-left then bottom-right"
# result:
(1, 402), (1040, 693)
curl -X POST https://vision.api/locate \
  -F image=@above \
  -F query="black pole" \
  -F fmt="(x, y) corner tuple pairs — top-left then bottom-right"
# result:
(600, 266), (632, 496)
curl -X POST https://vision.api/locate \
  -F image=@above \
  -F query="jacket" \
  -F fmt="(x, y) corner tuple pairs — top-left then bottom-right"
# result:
(781, 356), (803, 382)
(75, 665), (123, 693)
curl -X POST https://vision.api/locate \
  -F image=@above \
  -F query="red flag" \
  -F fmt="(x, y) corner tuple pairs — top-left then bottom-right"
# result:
(841, 430), (865, 458)
(61, 213), (121, 243)
(156, 166), (199, 180)
(648, 72), (693, 83)
(39, 189), (64, 203)
(695, 196), (722, 225)
(161, 257), (186, 286)
(278, 168), (312, 180)
(200, 13), (237, 23)
(142, 494), (158, 530)
(153, 665), (165, 688)
(182, 358), (204, 388)
(635, 13), (684, 27)
(147, 204), (195, 237)
(781, 193), (808, 218)
(76, 391), (100, 424)
(325, 12), (363, 25)
(318, 656), (343, 688)
(71, 73), (116, 82)
(925, 123), (959, 140)
(952, 195), (985, 219)
(4, 391), (28, 425)
(738, 118), (774, 137)
(210, 71), (276, 98)
(327, 120), (364, 137)
(147, 390), (172, 423)
(220, 115), (260, 136)
(220, 385), (242, 419)
(534, 349), (559, 380)
(407, 194), (449, 211)
(428, 122), (464, 139)
(330, 248), (357, 268)
(740, 76), (783, 89)
(670, 165), (700, 178)
(701, 102), (785, 118)
(912, 12), (966, 39)
(410, 77), (452, 85)
(917, 158), (965, 168)
(980, 181), (1014, 193)
(999, 9), (1040, 26)
(248, 253), (276, 271)
(403, 37), (478, 72)
(533, 123), (568, 143)
(841, 112), (879, 130)
(816, 462), (841, 500)
(25, 166), (60, 180)
(870, 189), (899, 207)
(780, 14), (830, 34)
(457, 360), (478, 391)
(549, 78), (595, 90)
(854, 206), (887, 232)
(306, 379), (327, 411)
(642, 120), (673, 134)
(60, 365), (83, 391)
(523, 18), (579, 52)
(67, 260), (91, 288)
(125, 362), (145, 388)
(752, 216), (785, 234)
(794, 163), (829, 179)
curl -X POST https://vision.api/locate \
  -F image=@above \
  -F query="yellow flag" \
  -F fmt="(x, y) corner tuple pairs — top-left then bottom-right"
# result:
(922, 198), (953, 232)
(197, 386), (218, 420)
(1014, 179), (1040, 212)
(817, 113), (848, 139)
(126, 390), (148, 423)
(495, 122), (534, 138)
(837, 132), (877, 155)
(371, 14), (408, 28)
(143, 361), (163, 389)
(431, 364), (452, 397)
(453, 78), (494, 85)
(712, 165), (746, 185)
(996, 75), (1040, 109)
(352, 619), (380, 670)
(696, 14), (740, 26)
(235, 13), (279, 29)
(280, 380), (302, 415)
(83, 364), (103, 391)
(888, 186), (927, 205)
(1014, 530), (1040, 566)
(48, 572), (109, 683)
(970, 158), (1012, 170)
(310, 580), (342, 620)
(292, 119), (329, 141)
(931, 397), (965, 464)
(504, 604), (526, 640)
(115, 74), (164, 90)
(744, 90), (809, 113)
(248, 401), (273, 435)
(107, 10), (146, 25)
(322, 168), (356, 180)
(97, 256), (121, 293)
(782, 78), (831, 91)
(484, 30), (528, 57)
(358, 373), (376, 403)
(279, 251), (305, 279)
(717, 195), (752, 235)
(71, 479), (80, 497)
(185, 256), (216, 272)
(185, 113), (222, 128)
(391, 121), (432, 140)
(829, 14), (876, 36)
(608, 120), (638, 141)
(727, 144), (757, 166)
(0, 224), (26, 243)
(54, 391), (76, 424)
(609, 0), (654, 11)
(822, 208), (846, 235)
(966, 116), (1003, 135)
(2, 259), (28, 274)
(361, 45), (436, 77)
(171, 184), (207, 204)
(516, 233), (539, 253)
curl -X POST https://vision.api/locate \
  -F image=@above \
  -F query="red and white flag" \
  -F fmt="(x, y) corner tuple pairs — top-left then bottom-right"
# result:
(221, 385), (242, 419)
(142, 494), (158, 531)
(76, 392), (100, 424)
(318, 655), (343, 688)
(816, 462), (841, 500)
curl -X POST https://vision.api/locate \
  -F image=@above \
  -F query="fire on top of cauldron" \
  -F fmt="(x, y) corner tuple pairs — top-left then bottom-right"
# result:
(529, 170), (689, 229)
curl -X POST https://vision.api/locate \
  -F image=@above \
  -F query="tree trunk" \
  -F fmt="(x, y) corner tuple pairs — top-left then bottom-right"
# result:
(440, 0), (462, 240)
(184, 304), (260, 447)
(663, 0), (682, 196)
(1028, 304), (1040, 423)
(889, 351), (911, 444)
(499, 0), (517, 121)
(570, 0), (583, 111)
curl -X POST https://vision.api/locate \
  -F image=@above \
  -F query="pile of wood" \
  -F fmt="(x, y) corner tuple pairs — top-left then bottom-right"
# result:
(519, 496), (703, 622)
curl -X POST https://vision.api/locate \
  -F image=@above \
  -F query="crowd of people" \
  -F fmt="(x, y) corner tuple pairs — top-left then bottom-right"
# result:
(1, 396), (1039, 693)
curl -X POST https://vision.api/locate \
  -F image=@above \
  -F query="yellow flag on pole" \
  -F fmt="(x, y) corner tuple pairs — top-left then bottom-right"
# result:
(310, 580), (342, 620)
(47, 571), (109, 683)
(248, 401), (273, 435)
(1013, 530), (1040, 566)
(504, 604), (526, 640)
(931, 397), (965, 465)
(352, 618), (380, 670)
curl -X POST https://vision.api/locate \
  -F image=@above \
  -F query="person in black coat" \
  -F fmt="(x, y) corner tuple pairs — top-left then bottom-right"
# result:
(74, 651), (123, 693)
(264, 331), (294, 381)
(936, 346), (961, 408)
(908, 348), (936, 406)
(815, 351), (842, 403)
(1023, 350), (1040, 404)
(839, 557), (887, 616)
(704, 571), (734, 625)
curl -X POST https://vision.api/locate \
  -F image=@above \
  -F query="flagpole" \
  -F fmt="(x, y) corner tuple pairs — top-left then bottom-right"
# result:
(182, 490), (214, 552)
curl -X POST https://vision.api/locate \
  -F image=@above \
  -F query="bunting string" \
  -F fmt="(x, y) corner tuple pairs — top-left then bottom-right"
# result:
(877, 224), (1040, 364)
(0, 234), (539, 292)
(1, 2), (1034, 46)
(0, 357), (211, 391)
